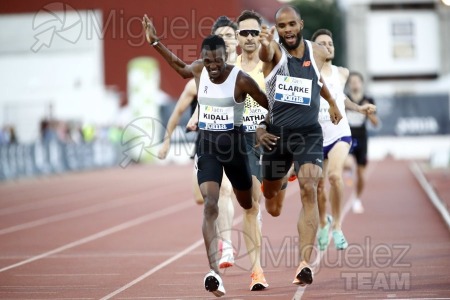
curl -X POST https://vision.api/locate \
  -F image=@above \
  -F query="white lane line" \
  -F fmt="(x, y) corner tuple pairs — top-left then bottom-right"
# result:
(0, 186), (105, 216)
(99, 239), (205, 300)
(410, 162), (450, 230)
(292, 163), (377, 300)
(0, 183), (173, 235)
(0, 200), (195, 273)
(14, 273), (120, 277)
(100, 187), (299, 300)
(0, 178), (185, 235)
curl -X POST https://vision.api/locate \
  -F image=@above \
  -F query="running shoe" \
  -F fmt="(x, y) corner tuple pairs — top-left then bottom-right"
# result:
(292, 261), (313, 286)
(317, 215), (332, 251)
(332, 230), (348, 250)
(352, 199), (364, 214)
(218, 240), (234, 269)
(204, 270), (226, 297)
(250, 271), (269, 291)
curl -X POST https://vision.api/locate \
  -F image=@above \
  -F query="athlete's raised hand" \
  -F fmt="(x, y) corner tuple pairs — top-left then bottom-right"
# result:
(142, 14), (158, 44)
(259, 25), (276, 47)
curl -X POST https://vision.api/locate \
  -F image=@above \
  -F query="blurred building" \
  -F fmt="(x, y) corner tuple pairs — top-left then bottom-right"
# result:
(0, 0), (280, 143)
(343, 0), (450, 136)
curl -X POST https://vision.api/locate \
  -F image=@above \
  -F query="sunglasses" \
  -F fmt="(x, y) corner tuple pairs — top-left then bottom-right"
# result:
(237, 30), (260, 37)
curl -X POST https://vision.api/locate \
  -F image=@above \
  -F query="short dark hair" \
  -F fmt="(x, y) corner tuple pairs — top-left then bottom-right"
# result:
(311, 28), (333, 42)
(275, 5), (301, 20)
(211, 16), (237, 34)
(237, 10), (262, 26)
(201, 35), (226, 52)
(349, 71), (364, 82)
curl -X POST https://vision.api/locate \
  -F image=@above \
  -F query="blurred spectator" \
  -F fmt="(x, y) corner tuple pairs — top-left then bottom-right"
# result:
(0, 125), (18, 144)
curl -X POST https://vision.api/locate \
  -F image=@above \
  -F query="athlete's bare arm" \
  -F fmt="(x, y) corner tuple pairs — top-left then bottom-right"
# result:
(186, 105), (199, 132)
(367, 110), (379, 126)
(236, 71), (269, 110)
(158, 79), (197, 159)
(258, 25), (282, 76)
(344, 97), (377, 115)
(143, 14), (202, 79)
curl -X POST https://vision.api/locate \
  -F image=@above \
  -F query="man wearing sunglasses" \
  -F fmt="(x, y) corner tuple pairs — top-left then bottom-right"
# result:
(256, 5), (343, 287)
(235, 9), (269, 292)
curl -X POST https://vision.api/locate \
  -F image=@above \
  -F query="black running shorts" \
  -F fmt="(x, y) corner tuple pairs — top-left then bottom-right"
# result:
(196, 129), (252, 191)
(261, 123), (324, 181)
(243, 132), (263, 183)
(350, 136), (368, 166)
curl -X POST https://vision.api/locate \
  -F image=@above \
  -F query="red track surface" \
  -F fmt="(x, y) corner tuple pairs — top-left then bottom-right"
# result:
(0, 159), (449, 299)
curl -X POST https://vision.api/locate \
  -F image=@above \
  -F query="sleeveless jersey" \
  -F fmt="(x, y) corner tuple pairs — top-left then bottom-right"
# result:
(346, 95), (375, 138)
(197, 66), (244, 131)
(235, 56), (268, 132)
(318, 65), (351, 146)
(264, 40), (322, 128)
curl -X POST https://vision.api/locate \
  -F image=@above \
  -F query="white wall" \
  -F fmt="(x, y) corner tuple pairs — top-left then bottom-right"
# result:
(0, 8), (119, 143)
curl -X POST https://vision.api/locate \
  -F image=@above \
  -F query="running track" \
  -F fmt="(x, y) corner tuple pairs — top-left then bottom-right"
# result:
(0, 159), (449, 299)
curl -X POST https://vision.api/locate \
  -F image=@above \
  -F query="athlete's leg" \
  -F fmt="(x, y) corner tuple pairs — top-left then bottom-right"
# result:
(217, 173), (234, 243)
(264, 161), (296, 217)
(297, 163), (322, 264)
(352, 136), (368, 213)
(217, 173), (235, 269)
(243, 176), (262, 272)
(327, 142), (351, 231)
(193, 167), (204, 205)
(316, 159), (331, 251)
(200, 180), (222, 274)
(356, 165), (366, 199)
(263, 177), (284, 216)
(317, 159), (329, 228)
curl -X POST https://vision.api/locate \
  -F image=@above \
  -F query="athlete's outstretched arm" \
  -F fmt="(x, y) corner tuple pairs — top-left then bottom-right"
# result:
(237, 72), (268, 110)
(142, 14), (198, 79)
(319, 78), (342, 125)
(259, 25), (282, 76)
(158, 79), (197, 159)
(344, 97), (376, 115)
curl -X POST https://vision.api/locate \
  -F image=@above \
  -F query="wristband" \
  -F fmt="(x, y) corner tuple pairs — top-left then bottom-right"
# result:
(258, 121), (268, 130)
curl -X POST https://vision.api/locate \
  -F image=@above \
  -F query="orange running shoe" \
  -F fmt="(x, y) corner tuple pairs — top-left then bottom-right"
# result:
(250, 271), (269, 291)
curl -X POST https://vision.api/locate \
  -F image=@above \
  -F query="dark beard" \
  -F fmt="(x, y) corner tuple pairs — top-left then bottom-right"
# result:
(279, 32), (302, 50)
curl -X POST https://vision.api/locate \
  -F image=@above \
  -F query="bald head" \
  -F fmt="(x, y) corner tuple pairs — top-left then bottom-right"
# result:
(275, 5), (301, 21)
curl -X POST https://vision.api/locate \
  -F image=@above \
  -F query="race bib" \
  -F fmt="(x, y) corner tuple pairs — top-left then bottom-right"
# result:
(274, 75), (312, 106)
(318, 98), (330, 122)
(198, 104), (234, 131)
(242, 106), (267, 132)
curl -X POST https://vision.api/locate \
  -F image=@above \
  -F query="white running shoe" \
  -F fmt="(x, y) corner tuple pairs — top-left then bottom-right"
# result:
(352, 199), (364, 214)
(204, 270), (226, 297)
(218, 241), (235, 269)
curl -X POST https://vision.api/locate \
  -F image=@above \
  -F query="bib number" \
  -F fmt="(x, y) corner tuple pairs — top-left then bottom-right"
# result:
(198, 104), (234, 131)
(274, 75), (312, 106)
